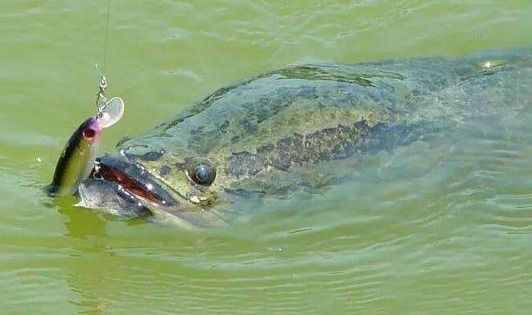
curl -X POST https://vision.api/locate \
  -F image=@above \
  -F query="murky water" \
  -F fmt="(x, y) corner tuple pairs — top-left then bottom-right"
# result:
(1, 1), (531, 314)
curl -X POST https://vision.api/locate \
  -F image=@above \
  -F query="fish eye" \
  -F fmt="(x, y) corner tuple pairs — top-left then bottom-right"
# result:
(190, 163), (216, 186)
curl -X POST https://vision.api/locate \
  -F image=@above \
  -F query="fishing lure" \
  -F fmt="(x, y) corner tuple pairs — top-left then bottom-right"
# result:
(47, 76), (124, 196)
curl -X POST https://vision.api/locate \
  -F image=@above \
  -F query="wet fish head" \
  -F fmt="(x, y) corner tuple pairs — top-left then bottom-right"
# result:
(77, 136), (227, 227)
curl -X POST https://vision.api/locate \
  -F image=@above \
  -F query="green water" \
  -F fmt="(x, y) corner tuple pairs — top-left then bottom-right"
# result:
(1, 1), (532, 314)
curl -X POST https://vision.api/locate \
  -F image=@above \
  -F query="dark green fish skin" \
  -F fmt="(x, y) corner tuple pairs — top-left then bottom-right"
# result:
(79, 48), (532, 227)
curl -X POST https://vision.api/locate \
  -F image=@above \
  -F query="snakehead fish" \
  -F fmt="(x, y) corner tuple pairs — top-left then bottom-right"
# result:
(53, 48), (532, 227)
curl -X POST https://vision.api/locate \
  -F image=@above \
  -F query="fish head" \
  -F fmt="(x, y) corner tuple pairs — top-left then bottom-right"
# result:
(77, 138), (228, 227)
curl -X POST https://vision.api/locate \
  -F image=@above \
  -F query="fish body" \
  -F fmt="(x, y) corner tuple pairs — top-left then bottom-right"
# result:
(68, 49), (532, 227)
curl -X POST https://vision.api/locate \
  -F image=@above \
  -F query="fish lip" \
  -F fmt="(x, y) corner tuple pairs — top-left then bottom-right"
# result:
(89, 154), (177, 209)
(77, 178), (152, 218)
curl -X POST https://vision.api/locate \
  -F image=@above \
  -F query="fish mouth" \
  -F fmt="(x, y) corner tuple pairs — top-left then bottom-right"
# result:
(77, 155), (227, 228)
(78, 155), (178, 217)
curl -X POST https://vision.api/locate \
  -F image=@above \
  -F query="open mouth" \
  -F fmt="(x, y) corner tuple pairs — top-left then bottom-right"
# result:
(80, 155), (223, 227)
(90, 155), (176, 208)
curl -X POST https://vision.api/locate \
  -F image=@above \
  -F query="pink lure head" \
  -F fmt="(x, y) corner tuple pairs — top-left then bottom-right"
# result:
(81, 117), (103, 144)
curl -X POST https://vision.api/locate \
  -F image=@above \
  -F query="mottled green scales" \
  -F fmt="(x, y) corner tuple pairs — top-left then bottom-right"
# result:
(81, 48), (532, 227)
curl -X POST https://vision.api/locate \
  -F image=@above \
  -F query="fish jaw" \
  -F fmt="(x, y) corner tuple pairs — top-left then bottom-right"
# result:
(76, 154), (188, 218)
(76, 153), (230, 227)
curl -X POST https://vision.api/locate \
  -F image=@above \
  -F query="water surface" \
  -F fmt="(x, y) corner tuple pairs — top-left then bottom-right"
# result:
(1, 1), (531, 314)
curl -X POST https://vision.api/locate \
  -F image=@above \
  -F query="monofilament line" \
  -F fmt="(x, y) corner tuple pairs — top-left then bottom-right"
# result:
(103, 0), (112, 72)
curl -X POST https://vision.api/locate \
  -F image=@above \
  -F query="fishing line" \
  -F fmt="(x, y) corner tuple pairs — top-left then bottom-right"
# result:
(96, 0), (154, 103)
(102, 0), (112, 72)
(94, 0), (124, 129)
(95, 0), (112, 89)
(95, 0), (149, 113)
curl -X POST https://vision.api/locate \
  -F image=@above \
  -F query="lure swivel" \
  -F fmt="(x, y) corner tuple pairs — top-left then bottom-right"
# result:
(96, 75), (109, 117)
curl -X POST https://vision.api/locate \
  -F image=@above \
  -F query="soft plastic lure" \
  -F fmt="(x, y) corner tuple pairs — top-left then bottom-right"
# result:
(48, 76), (124, 196)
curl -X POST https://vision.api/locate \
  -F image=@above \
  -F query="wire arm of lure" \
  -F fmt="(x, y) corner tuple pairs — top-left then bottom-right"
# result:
(93, 72), (125, 129)
(96, 73), (109, 113)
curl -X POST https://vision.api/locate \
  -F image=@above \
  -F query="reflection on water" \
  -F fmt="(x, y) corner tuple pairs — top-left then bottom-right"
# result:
(56, 197), (109, 314)
(57, 199), (108, 240)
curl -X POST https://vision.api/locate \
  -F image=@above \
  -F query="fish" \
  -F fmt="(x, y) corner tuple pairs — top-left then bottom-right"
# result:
(55, 48), (532, 227)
